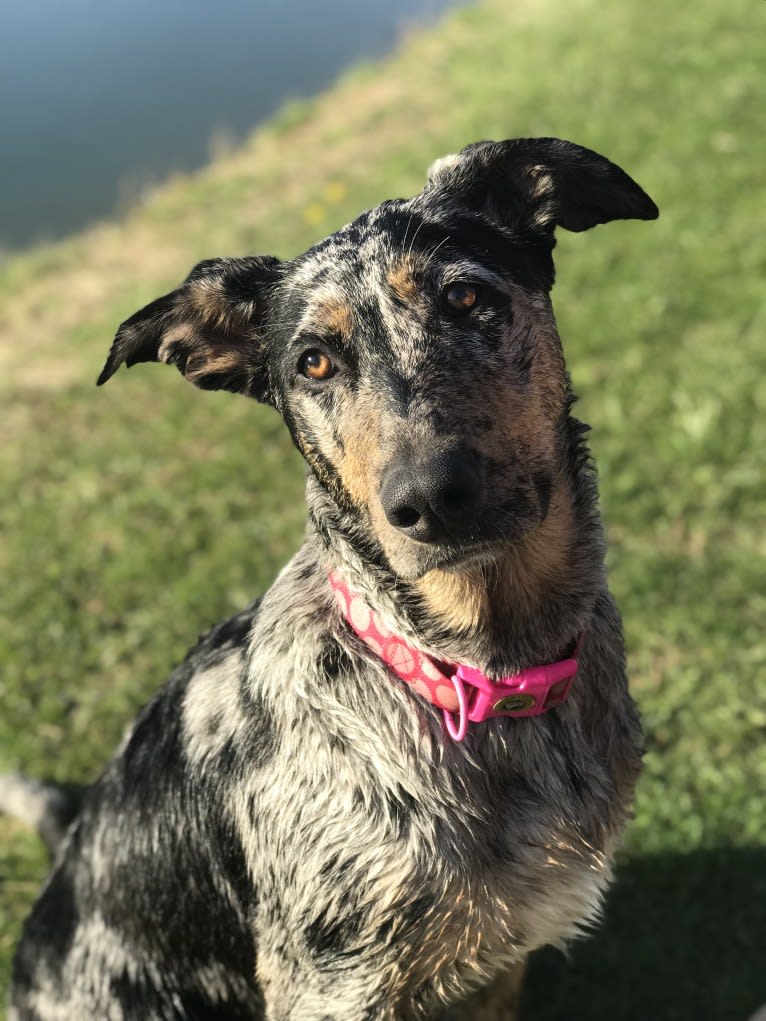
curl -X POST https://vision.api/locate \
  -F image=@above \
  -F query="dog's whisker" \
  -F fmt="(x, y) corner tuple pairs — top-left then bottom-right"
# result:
(407, 215), (427, 260)
(421, 233), (452, 272)
(402, 212), (414, 253)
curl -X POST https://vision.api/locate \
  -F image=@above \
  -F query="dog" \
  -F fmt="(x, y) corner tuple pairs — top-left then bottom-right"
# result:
(7, 137), (656, 1020)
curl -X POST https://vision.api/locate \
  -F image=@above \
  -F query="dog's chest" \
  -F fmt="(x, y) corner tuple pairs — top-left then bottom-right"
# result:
(247, 726), (613, 1011)
(370, 785), (608, 1006)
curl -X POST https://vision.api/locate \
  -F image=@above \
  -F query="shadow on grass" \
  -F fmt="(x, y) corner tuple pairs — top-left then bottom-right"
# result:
(522, 847), (766, 1021)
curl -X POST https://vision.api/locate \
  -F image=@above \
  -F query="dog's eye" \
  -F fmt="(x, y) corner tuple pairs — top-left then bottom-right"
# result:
(298, 349), (338, 381)
(442, 282), (479, 316)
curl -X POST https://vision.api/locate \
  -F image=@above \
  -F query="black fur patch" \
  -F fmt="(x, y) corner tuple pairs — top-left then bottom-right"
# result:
(304, 905), (366, 958)
(12, 857), (80, 985)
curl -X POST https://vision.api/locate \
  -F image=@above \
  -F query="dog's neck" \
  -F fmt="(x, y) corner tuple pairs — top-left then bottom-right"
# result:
(307, 461), (604, 678)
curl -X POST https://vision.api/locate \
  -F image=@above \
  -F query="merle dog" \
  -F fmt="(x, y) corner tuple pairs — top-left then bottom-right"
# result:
(8, 138), (656, 1020)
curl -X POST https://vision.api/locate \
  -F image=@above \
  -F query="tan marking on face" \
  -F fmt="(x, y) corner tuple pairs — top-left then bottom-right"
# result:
(525, 301), (568, 418)
(313, 298), (354, 339)
(509, 480), (575, 596)
(475, 287), (567, 469)
(387, 258), (421, 304)
(416, 566), (489, 633)
(336, 389), (386, 508)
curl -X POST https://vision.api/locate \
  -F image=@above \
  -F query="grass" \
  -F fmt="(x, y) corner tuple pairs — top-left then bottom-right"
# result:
(1, 0), (765, 1016)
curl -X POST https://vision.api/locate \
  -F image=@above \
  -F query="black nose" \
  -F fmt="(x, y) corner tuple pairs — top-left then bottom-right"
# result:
(379, 448), (484, 543)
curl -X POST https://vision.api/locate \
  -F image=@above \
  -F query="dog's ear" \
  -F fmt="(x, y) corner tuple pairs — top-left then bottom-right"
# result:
(97, 256), (282, 402)
(426, 138), (658, 234)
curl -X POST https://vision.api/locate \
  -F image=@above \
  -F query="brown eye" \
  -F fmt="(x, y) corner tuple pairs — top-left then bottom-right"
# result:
(299, 349), (337, 381)
(443, 282), (479, 316)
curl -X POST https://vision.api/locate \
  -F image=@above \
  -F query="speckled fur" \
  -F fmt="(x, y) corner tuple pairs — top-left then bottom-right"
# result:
(8, 138), (657, 1020)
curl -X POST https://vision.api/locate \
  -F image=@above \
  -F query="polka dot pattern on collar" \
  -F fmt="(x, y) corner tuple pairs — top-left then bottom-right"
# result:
(329, 570), (460, 711)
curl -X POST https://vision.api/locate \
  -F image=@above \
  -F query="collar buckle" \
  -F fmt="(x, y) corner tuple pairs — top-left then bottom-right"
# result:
(455, 659), (579, 724)
(442, 660), (578, 742)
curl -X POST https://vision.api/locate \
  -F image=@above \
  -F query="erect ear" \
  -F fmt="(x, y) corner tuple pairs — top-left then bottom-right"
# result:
(425, 137), (658, 234)
(97, 256), (283, 401)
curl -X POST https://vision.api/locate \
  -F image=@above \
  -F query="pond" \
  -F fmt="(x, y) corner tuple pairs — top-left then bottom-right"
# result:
(0, 0), (461, 251)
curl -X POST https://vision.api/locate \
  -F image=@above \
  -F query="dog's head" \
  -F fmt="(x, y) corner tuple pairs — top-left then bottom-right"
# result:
(100, 138), (656, 584)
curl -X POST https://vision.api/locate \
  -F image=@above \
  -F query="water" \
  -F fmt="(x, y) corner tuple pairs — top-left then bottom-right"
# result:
(0, 0), (460, 252)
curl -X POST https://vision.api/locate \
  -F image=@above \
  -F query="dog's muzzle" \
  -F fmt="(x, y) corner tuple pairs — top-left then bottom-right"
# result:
(379, 447), (484, 544)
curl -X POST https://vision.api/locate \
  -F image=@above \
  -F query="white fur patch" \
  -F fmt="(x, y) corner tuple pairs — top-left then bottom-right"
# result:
(182, 651), (247, 764)
(426, 152), (462, 187)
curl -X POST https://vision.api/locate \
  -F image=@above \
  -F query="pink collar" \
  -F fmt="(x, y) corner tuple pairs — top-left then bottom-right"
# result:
(329, 570), (581, 741)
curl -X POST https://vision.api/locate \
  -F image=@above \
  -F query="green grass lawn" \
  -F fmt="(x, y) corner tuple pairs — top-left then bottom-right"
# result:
(1, 0), (765, 1017)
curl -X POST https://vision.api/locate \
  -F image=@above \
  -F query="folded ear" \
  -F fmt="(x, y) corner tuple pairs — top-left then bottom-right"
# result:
(426, 137), (658, 234)
(97, 256), (283, 401)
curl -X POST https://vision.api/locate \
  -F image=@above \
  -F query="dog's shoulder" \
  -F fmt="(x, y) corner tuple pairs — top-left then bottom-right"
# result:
(115, 592), (279, 789)
(57, 595), (272, 903)
(11, 599), (273, 1015)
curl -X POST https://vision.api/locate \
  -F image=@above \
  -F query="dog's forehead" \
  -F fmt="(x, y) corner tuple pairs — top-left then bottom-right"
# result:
(290, 198), (431, 292)
(279, 198), (447, 356)
(283, 193), (553, 330)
